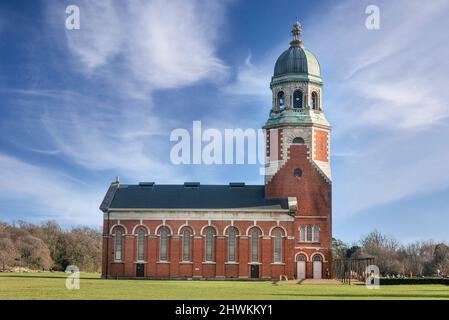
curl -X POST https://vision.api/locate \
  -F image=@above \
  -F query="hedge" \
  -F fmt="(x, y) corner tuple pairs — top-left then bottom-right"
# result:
(380, 278), (449, 285)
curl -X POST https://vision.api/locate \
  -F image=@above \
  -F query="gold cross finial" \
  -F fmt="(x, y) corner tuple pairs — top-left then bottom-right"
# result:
(290, 19), (304, 47)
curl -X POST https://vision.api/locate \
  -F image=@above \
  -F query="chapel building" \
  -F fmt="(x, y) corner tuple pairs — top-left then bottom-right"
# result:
(100, 21), (332, 280)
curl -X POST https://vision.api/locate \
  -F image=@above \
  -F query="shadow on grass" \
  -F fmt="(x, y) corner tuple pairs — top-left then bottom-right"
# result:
(0, 274), (102, 280)
(264, 293), (449, 299)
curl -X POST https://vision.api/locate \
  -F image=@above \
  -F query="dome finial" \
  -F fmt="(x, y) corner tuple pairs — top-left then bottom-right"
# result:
(290, 18), (304, 47)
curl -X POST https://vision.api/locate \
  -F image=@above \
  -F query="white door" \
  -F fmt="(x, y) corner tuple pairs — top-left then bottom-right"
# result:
(313, 261), (322, 279)
(297, 261), (306, 279)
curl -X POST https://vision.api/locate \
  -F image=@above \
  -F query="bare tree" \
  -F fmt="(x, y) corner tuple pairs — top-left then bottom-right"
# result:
(360, 230), (402, 275)
(0, 237), (19, 271)
(15, 235), (52, 270)
(64, 227), (102, 272)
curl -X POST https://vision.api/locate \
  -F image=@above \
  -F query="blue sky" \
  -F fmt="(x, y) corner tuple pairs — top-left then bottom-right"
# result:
(0, 0), (448, 244)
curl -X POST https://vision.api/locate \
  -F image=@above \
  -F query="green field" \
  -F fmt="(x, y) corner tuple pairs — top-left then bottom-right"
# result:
(0, 273), (448, 300)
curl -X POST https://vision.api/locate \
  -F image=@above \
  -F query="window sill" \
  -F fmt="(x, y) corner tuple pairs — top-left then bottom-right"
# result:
(134, 261), (147, 264)
(225, 262), (239, 265)
(248, 262), (261, 265)
(271, 262), (285, 265)
(180, 261), (193, 264)
(298, 241), (320, 244)
(156, 261), (170, 264)
(202, 262), (216, 265)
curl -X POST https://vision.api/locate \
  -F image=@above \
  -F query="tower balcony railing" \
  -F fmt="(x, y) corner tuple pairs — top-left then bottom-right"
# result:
(271, 106), (322, 115)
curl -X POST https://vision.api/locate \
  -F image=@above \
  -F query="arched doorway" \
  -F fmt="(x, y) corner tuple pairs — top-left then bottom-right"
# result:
(313, 255), (322, 279)
(296, 255), (306, 279)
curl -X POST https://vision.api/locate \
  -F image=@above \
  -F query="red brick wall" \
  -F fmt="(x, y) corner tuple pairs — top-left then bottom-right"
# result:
(265, 143), (333, 274)
(101, 140), (332, 280)
(102, 219), (299, 279)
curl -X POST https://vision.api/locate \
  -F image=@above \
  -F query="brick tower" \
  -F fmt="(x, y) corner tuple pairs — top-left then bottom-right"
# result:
(264, 21), (332, 279)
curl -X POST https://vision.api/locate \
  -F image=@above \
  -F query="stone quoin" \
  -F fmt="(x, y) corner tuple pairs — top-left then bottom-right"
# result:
(100, 21), (332, 280)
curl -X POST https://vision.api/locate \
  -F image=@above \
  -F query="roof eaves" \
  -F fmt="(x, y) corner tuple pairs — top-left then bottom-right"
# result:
(99, 182), (119, 212)
(107, 207), (291, 212)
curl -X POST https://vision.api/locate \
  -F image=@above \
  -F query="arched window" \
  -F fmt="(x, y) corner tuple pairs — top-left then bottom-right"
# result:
(159, 229), (169, 261)
(205, 228), (215, 262)
(294, 168), (302, 177)
(299, 225), (305, 242)
(313, 225), (320, 243)
(292, 137), (304, 144)
(312, 92), (319, 110)
(137, 229), (145, 261)
(182, 230), (191, 261)
(293, 90), (303, 108)
(114, 229), (123, 261)
(228, 228), (237, 262)
(313, 254), (322, 262)
(296, 255), (306, 262)
(278, 91), (285, 109)
(273, 230), (282, 263)
(306, 225), (313, 242)
(250, 229), (260, 262)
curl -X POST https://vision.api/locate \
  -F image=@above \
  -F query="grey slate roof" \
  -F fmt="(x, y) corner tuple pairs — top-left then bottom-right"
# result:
(100, 183), (291, 211)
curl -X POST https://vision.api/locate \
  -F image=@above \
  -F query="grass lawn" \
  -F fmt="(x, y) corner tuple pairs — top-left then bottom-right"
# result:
(0, 272), (448, 300)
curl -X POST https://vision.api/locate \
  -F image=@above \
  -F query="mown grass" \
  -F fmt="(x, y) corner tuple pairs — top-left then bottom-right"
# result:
(0, 272), (448, 300)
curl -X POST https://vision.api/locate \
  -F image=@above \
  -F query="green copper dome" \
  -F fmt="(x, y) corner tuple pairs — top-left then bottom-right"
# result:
(272, 21), (321, 78)
(273, 46), (320, 77)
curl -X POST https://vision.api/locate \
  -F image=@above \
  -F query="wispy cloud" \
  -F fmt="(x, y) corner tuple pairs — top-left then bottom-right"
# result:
(312, 0), (449, 131)
(2, 0), (449, 235)
(223, 54), (272, 97)
(56, 0), (229, 92)
(310, 0), (449, 216)
(5, 89), (185, 182)
(0, 153), (102, 225)
(0, 0), (233, 224)
(223, 0), (449, 218)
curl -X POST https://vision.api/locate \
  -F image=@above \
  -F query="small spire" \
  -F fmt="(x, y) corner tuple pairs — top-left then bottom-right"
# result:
(290, 19), (304, 47)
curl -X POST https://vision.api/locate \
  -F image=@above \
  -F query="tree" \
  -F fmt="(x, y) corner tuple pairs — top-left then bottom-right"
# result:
(332, 238), (348, 260)
(360, 230), (401, 275)
(15, 235), (52, 270)
(433, 243), (449, 276)
(64, 227), (102, 272)
(0, 237), (19, 271)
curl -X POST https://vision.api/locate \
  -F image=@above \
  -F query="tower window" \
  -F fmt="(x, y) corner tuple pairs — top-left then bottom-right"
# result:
(278, 91), (285, 109)
(312, 92), (319, 110)
(293, 90), (303, 108)
(306, 225), (313, 242)
(299, 225), (305, 242)
(294, 168), (302, 177)
(313, 225), (320, 242)
(292, 137), (304, 144)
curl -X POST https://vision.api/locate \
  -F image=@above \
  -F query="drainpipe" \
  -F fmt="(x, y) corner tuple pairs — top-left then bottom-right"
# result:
(105, 211), (110, 279)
